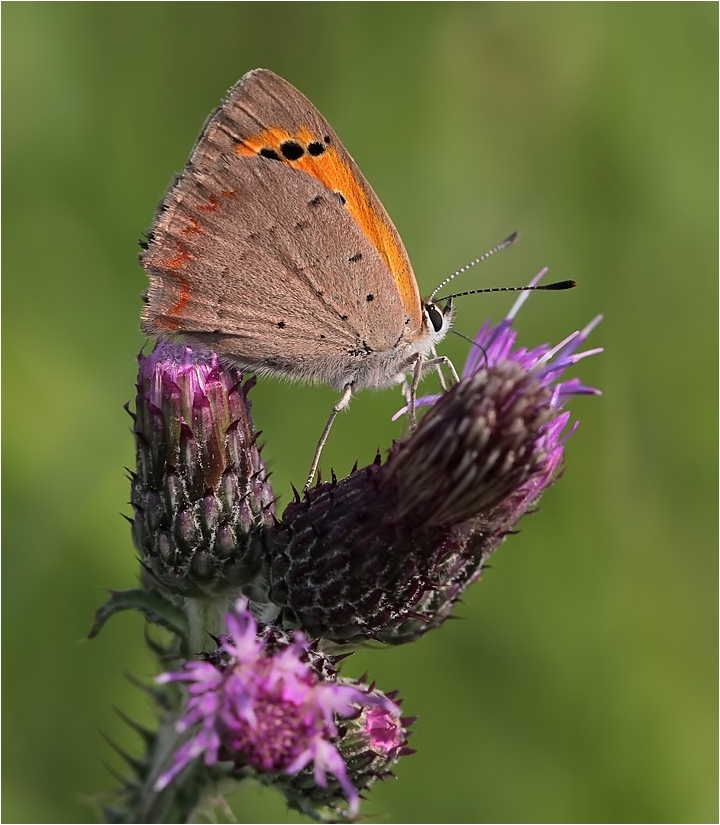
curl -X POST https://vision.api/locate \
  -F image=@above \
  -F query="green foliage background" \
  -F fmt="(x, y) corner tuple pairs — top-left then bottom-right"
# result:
(3, 4), (716, 823)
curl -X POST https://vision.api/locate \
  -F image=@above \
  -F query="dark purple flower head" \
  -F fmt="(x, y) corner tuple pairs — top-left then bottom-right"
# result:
(156, 599), (408, 818)
(262, 273), (602, 644)
(130, 343), (274, 598)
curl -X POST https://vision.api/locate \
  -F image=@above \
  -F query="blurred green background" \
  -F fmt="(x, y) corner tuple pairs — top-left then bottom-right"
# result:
(3, 4), (716, 823)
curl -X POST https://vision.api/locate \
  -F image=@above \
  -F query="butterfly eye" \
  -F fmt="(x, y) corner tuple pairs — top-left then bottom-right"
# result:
(425, 302), (445, 333)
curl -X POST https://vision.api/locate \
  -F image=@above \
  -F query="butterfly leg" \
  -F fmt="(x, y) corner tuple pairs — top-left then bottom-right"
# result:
(406, 356), (424, 430)
(426, 345), (460, 391)
(428, 354), (460, 389)
(403, 353), (460, 430)
(304, 382), (354, 492)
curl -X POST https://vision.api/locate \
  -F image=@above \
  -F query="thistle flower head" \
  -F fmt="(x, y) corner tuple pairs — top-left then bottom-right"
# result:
(263, 273), (602, 644)
(156, 599), (409, 818)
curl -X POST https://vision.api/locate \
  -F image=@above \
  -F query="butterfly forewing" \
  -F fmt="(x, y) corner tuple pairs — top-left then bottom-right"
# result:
(141, 69), (425, 388)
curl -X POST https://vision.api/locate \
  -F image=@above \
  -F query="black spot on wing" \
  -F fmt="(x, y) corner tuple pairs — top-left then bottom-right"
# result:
(281, 141), (304, 161)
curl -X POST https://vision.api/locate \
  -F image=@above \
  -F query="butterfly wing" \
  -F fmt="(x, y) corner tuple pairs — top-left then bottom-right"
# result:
(141, 69), (425, 389)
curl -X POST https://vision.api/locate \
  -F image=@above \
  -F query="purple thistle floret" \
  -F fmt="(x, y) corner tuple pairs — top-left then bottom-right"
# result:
(156, 599), (405, 817)
(459, 268), (602, 513)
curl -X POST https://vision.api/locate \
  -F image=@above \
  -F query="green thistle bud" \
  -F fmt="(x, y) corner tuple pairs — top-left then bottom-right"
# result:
(277, 690), (414, 819)
(129, 343), (274, 600)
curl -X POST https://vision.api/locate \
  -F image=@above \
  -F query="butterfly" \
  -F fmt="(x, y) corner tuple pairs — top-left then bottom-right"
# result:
(140, 69), (455, 488)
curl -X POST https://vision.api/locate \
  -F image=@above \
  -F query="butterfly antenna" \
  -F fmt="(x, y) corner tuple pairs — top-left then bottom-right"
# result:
(428, 232), (520, 301)
(429, 231), (576, 302)
(438, 278), (576, 303)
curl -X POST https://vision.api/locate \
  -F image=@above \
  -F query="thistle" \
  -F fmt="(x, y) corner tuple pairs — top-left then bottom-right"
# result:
(93, 271), (601, 821)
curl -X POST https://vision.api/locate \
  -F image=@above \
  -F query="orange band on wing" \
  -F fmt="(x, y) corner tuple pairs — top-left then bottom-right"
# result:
(158, 241), (193, 327)
(236, 127), (418, 316)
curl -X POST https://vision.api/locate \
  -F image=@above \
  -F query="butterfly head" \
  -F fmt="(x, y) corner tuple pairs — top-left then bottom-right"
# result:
(421, 297), (455, 351)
